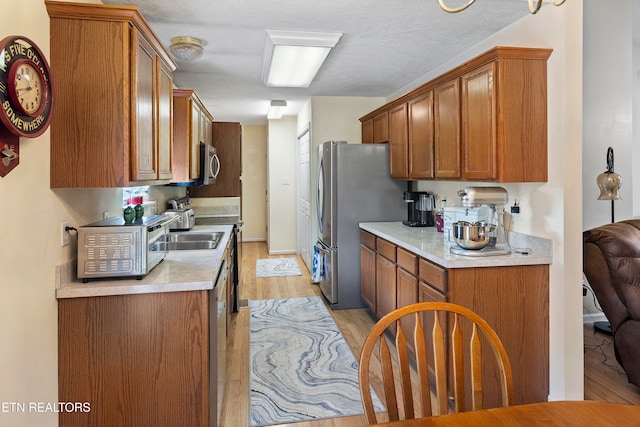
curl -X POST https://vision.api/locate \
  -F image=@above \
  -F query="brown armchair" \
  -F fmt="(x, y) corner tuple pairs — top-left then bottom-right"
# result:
(583, 219), (640, 388)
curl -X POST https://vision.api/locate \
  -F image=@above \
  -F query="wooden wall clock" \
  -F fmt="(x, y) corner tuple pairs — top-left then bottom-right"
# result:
(0, 35), (53, 177)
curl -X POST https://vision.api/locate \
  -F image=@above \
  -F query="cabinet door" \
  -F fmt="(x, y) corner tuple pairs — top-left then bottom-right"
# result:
(376, 254), (397, 320)
(361, 119), (374, 143)
(397, 267), (418, 354)
(199, 108), (212, 146)
(157, 59), (173, 180)
(131, 30), (157, 181)
(434, 78), (461, 179)
(361, 244), (377, 312)
(373, 110), (389, 143)
(190, 101), (202, 180)
(462, 62), (497, 180)
(59, 291), (209, 426)
(388, 103), (409, 179)
(170, 92), (191, 183)
(408, 91), (434, 179)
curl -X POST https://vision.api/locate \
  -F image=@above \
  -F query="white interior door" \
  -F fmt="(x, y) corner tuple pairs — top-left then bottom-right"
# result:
(297, 127), (312, 270)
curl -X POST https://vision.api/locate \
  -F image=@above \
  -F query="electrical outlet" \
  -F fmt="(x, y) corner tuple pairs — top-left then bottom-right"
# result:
(61, 221), (70, 247)
(103, 211), (110, 219)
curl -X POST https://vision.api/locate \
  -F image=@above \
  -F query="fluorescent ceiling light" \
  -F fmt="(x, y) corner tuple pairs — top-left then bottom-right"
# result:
(262, 30), (343, 88)
(267, 100), (287, 119)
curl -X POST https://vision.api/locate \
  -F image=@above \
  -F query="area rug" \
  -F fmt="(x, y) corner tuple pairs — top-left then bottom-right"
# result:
(255, 258), (302, 278)
(249, 296), (384, 426)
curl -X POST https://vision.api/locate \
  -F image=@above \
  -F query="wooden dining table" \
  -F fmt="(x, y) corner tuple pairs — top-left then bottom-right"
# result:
(369, 401), (640, 426)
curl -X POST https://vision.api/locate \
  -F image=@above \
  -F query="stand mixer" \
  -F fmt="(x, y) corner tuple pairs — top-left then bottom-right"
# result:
(450, 186), (511, 257)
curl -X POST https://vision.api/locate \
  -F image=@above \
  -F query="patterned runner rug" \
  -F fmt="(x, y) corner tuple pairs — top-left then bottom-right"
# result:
(255, 258), (302, 278)
(248, 296), (384, 426)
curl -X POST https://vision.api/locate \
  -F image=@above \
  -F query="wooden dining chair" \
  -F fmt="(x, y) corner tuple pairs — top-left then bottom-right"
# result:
(358, 302), (514, 424)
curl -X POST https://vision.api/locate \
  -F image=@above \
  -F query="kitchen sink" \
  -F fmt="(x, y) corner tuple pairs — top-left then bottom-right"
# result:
(151, 231), (224, 251)
(165, 232), (224, 244)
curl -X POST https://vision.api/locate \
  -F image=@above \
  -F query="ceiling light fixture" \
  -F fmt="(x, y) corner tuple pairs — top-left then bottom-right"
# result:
(267, 100), (287, 120)
(437, 0), (566, 14)
(262, 30), (343, 88)
(170, 36), (204, 62)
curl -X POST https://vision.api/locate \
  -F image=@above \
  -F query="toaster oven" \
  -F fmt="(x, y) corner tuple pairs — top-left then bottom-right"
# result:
(77, 214), (171, 282)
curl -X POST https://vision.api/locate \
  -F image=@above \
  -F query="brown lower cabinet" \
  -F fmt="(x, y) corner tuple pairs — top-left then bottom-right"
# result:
(360, 230), (549, 409)
(58, 290), (215, 427)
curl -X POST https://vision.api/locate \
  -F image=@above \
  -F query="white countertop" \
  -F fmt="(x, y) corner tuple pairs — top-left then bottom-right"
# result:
(359, 222), (552, 268)
(56, 224), (234, 299)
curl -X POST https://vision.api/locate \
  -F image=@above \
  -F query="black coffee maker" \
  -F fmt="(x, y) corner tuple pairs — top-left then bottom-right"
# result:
(403, 191), (435, 227)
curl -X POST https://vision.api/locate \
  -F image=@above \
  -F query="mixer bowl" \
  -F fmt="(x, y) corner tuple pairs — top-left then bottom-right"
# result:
(452, 221), (495, 250)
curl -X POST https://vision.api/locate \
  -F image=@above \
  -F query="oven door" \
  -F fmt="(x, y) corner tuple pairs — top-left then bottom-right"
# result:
(146, 219), (169, 272)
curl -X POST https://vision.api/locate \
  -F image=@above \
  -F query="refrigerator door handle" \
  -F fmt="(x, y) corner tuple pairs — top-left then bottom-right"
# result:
(317, 156), (325, 234)
(316, 239), (332, 253)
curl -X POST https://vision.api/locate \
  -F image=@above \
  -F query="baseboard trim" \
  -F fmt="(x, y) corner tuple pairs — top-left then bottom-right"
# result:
(268, 250), (297, 255)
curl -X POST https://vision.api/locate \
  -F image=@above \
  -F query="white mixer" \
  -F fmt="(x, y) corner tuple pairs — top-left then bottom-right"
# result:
(449, 186), (511, 257)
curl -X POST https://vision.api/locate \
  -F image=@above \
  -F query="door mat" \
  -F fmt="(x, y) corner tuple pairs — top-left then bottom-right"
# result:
(248, 296), (384, 426)
(255, 258), (302, 278)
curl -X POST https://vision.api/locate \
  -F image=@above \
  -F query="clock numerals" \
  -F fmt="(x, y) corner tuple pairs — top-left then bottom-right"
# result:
(13, 62), (42, 115)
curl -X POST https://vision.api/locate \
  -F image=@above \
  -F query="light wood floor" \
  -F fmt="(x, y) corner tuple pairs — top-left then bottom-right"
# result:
(221, 242), (640, 427)
(583, 323), (640, 404)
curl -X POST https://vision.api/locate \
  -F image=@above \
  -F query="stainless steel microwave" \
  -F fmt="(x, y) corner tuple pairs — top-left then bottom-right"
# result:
(200, 142), (220, 185)
(77, 214), (171, 282)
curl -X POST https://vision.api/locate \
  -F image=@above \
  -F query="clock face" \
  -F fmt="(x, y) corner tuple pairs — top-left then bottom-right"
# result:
(0, 36), (53, 138)
(10, 60), (45, 116)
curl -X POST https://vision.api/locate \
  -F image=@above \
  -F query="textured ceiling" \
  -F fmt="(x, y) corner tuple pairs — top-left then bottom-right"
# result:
(102, 0), (536, 125)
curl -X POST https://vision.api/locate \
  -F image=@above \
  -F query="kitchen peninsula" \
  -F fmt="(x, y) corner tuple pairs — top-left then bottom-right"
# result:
(360, 222), (552, 409)
(56, 224), (232, 427)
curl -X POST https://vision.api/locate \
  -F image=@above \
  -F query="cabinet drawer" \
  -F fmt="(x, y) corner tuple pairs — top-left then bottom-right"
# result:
(376, 238), (396, 262)
(360, 230), (376, 250)
(397, 247), (417, 275)
(419, 258), (448, 294)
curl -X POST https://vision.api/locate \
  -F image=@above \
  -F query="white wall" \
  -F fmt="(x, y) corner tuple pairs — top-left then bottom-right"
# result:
(242, 125), (268, 241)
(405, 4), (584, 400)
(267, 117), (298, 253)
(581, 1), (634, 320)
(0, 1), (106, 425)
(583, 1), (633, 230)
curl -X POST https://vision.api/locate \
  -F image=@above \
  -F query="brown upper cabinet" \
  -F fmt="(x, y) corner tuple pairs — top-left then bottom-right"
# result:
(171, 89), (214, 185)
(190, 122), (243, 198)
(361, 118), (374, 144)
(47, 1), (177, 188)
(434, 78), (461, 179)
(388, 104), (408, 179)
(408, 91), (435, 179)
(360, 46), (552, 183)
(362, 110), (390, 144)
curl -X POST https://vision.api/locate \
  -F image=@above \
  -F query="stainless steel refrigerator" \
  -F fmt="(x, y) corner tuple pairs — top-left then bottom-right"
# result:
(316, 141), (405, 309)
